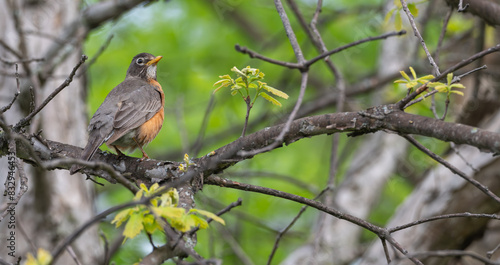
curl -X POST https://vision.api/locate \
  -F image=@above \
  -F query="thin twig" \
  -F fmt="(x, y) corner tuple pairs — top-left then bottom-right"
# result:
(401, 134), (500, 203)
(487, 243), (500, 259)
(14, 54), (88, 130)
(65, 246), (83, 265)
(0, 39), (22, 59)
(238, 71), (308, 157)
(1, 64), (21, 113)
(234, 45), (301, 69)
(42, 158), (139, 193)
(275, 0), (305, 64)
(77, 34), (114, 77)
(187, 198), (242, 237)
(205, 175), (423, 264)
(50, 200), (147, 264)
(190, 94), (215, 157)
(434, 7), (453, 66)
(304, 30), (406, 68)
(0, 57), (45, 65)
(389, 212), (500, 233)
(457, 0), (469, 12)
(245, 0), (310, 154)
(219, 226), (255, 265)
(381, 238), (392, 264)
(385, 236), (424, 265)
(409, 250), (500, 265)
(267, 187), (329, 265)
(241, 96), (252, 137)
(400, 0), (440, 76)
(236, 30), (406, 71)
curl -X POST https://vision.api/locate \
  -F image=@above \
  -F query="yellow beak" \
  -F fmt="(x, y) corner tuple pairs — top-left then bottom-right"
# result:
(147, 55), (163, 66)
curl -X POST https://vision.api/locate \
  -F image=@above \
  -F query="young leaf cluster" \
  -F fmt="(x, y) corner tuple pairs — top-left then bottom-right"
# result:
(178, 153), (196, 172)
(394, 66), (434, 90)
(395, 67), (466, 99)
(24, 249), (52, 265)
(428, 73), (466, 97)
(111, 184), (225, 243)
(213, 66), (289, 107)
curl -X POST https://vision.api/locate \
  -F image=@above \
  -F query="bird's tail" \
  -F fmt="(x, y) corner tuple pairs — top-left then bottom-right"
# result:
(69, 134), (106, 175)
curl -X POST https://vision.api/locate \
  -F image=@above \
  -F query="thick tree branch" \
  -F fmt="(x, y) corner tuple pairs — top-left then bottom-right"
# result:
(446, 0), (500, 26)
(2, 106), (500, 181)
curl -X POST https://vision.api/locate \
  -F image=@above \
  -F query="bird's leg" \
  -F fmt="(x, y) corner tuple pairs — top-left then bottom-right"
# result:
(113, 146), (126, 157)
(133, 138), (149, 161)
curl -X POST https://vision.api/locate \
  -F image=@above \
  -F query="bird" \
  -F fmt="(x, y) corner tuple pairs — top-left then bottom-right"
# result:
(70, 52), (164, 175)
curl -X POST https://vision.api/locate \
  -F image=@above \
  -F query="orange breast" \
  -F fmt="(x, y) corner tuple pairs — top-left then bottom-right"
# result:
(136, 80), (165, 146)
(136, 107), (164, 146)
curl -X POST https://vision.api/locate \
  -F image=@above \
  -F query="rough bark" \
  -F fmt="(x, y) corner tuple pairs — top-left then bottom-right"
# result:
(0, 0), (98, 263)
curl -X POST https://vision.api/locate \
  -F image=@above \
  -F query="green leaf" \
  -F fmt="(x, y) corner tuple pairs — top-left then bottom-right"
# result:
(384, 9), (396, 25)
(259, 92), (282, 107)
(450, 90), (464, 96)
(231, 66), (246, 77)
(427, 82), (443, 88)
(111, 208), (133, 227)
(394, 13), (402, 30)
(218, 74), (231, 80)
(143, 214), (161, 234)
(123, 211), (144, 240)
(408, 3), (419, 17)
(451, 83), (466, 89)
(399, 70), (410, 81)
(159, 189), (179, 207)
(25, 249), (52, 265)
(258, 82), (289, 99)
(418, 74), (435, 80)
(152, 206), (185, 220)
(405, 81), (418, 89)
(447, 73), (453, 85)
(190, 209), (226, 225)
(409, 67), (417, 79)
(189, 215), (209, 229)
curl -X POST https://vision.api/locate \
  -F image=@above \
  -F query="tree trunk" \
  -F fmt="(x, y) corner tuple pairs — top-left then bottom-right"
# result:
(0, 0), (100, 264)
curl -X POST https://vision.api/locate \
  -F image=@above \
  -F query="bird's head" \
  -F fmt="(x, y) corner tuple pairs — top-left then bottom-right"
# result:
(126, 53), (163, 80)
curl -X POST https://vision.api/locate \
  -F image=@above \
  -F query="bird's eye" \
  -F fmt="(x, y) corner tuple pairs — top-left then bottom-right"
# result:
(136, 58), (144, 65)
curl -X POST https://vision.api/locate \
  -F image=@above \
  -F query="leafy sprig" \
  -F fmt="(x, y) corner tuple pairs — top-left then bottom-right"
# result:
(395, 67), (466, 100)
(214, 66), (288, 136)
(111, 183), (224, 243)
(428, 73), (466, 97)
(214, 66), (288, 106)
(394, 66), (434, 90)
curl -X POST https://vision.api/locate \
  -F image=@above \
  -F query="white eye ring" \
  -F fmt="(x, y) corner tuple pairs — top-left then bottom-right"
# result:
(136, 58), (145, 65)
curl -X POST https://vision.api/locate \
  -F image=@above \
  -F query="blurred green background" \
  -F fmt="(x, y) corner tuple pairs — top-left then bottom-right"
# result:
(82, 0), (473, 263)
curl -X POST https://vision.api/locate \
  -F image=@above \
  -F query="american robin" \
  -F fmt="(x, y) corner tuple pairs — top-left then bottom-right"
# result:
(70, 52), (164, 174)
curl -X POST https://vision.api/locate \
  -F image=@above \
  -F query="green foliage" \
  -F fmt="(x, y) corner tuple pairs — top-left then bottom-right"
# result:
(178, 153), (196, 172)
(428, 73), (466, 97)
(213, 66), (289, 107)
(24, 249), (52, 265)
(394, 67), (466, 99)
(111, 183), (224, 243)
(394, 66), (434, 90)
